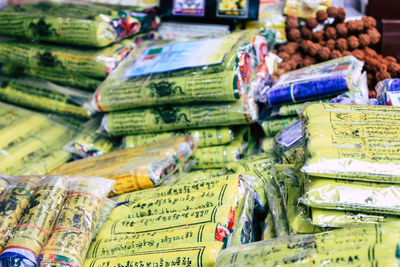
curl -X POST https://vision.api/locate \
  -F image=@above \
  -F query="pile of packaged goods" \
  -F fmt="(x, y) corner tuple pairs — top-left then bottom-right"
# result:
(0, 175), (115, 266)
(1, 0), (400, 265)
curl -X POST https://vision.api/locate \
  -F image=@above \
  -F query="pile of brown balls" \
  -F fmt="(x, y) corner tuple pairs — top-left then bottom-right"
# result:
(274, 6), (400, 98)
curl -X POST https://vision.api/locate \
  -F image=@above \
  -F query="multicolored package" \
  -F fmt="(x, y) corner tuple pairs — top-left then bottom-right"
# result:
(39, 176), (114, 267)
(0, 2), (159, 47)
(52, 136), (197, 195)
(1, 176), (68, 266)
(64, 116), (114, 158)
(265, 56), (364, 107)
(89, 30), (269, 112)
(122, 127), (233, 149)
(376, 78), (400, 106)
(100, 97), (258, 136)
(0, 77), (92, 118)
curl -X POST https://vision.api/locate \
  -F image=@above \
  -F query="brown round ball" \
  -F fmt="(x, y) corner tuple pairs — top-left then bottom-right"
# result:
(378, 63), (388, 73)
(335, 38), (348, 52)
(301, 26), (313, 40)
(385, 56), (397, 63)
(306, 17), (318, 30)
(364, 47), (378, 58)
(355, 20), (365, 32)
(286, 15), (299, 29)
(292, 52), (303, 62)
(327, 6), (338, 18)
(308, 43), (321, 56)
(347, 36), (360, 50)
(300, 39), (312, 52)
(319, 40), (327, 47)
(279, 62), (291, 71)
(316, 10), (328, 23)
(288, 28), (301, 41)
(325, 27), (337, 40)
(336, 23), (348, 37)
(318, 47), (331, 61)
(283, 42), (299, 54)
(301, 57), (316, 67)
(278, 51), (291, 61)
(388, 62), (400, 76)
(367, 28), (381, 45)
(326, 39), (336, 50)
(287, 60), (298, 70)
(359, 34), (371, 47)
(365, 56), (380, 72)
(346, 21), (357, 32)
(362, 16), (376, 29)
(352, 49), (365, 60)
(375, 71), (391, 81)
(336, 7), (346, 22)
(342, 51), (353, 56)
(312, 30), (325, 42)
(330, 50), (342, 59)
(369, 89), (377, 98)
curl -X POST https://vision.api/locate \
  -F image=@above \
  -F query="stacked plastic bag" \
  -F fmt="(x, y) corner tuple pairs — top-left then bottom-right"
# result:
(0, 175), (114, 266)
(84, 173), (257, 266)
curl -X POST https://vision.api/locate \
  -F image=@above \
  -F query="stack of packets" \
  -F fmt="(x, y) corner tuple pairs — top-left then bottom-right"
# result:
(0, 102), (76, 175)
(299, 103), (400, 228)
(215, 221), (400, 266)
(84, 173), (257, 266)
(0, 175), (114, 266)
(88, 30), (270, 139)
(52, 136), (197, 196)
(260, 56), (368, 162)
(0, 1), (158, 106)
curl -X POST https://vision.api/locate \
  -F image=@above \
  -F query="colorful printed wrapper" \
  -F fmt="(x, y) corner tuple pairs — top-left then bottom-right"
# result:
(92, 198), (115, 238)
(64, 116), (114, 158)
(39, 176), (114, 267)
(265, 56), (364, 107)
(90, 30), (269, 112)
(190, 144), (240, 170)
(101, 97), (258, 136)
(52, 136), (197, 196)
(261, 116), (298, 137)
(376, 78), (400, 106)
(0, 77), (91, 118)
(123, 127), (233, 149)
(1, 176), (68, 266)
(0, 2), (159, 47)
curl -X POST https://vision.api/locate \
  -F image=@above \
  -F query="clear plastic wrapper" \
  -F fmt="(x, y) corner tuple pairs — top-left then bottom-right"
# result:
(261, 116), (298, 137)
(64, 116), (114, 158)
(92, 198), (115, 238)
(122, 127), (233, 149)
(302, 103), (400, 182)
(39, 176), (114, 267)
(0, 38), (135, 79)
(261, 212), (275, 240)
(0, 2), (159, 47)
(52, 136), (197, 196)
(215, 221), (400, 267)
(265, 56), (364, 107)
(376, 78), (400, 106)
(90, 30), (268, 112)
(261, 137), (274, 153)
(300, 177), (400, 215)
(0, 76), (92, 118)
(284, 0), (331, 18)
(101, 97), (258, 136)
(311, 208), (399, 228)
(190, 144), (240, 170)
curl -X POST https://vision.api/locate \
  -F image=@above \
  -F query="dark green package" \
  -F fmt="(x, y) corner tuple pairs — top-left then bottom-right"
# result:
(100, 97), (258, 136)
(0, 77), (91, 118)
(0, 2), (159, 47)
